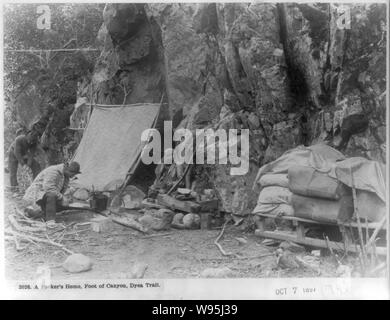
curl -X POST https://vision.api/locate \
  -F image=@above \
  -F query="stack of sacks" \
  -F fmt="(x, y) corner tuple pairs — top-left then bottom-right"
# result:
(252, 174), (294, 217)
(252, 145), (386, 224)
(288, 165), (353, 223)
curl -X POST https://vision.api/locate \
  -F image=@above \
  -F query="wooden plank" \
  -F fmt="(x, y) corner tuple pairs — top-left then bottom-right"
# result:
(157, 194), (201, 213)
(255, 213), (330, 225)
(296, 222), (305, 241)
(200, 213), (212, 230)
(256, 217), (265, 232)
(254, 230), (387, 256)
(344, 220), (387, 230)
(199, 199), (219, 212)
(255, 213), (387, 230)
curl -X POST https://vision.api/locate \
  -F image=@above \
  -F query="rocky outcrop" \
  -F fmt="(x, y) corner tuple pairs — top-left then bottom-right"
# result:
(279, 3), (386, 162)
(73, 3), (386, 214)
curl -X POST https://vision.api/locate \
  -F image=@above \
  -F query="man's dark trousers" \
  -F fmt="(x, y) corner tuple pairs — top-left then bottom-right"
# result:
(8, 152), (41, 187)
(37, 192), (66, 221)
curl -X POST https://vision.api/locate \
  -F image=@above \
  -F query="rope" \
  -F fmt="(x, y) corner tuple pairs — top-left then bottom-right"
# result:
(5, 48), (100, 53)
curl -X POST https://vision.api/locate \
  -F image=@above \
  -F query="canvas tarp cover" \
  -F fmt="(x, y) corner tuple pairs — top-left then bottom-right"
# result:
(253, 144), (346, 192)
(329, 157), (387, 203)
(72, 103), (160, 191)
(253, 144), (387, 204)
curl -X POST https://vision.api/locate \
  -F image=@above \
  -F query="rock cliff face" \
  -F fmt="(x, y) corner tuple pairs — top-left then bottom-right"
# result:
(75, 3), (387, 214)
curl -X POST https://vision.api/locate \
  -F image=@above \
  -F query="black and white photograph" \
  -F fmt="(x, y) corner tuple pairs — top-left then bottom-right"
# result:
(0, 0), (388, 300)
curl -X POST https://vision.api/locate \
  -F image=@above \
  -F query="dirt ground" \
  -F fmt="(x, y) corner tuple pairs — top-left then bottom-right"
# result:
(3, 191), (384, 280)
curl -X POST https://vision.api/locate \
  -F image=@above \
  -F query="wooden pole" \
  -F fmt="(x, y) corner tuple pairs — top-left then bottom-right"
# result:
(365, 215), (386, 250)
(167, 164), (192, 195)
(350, 166), (368, 269)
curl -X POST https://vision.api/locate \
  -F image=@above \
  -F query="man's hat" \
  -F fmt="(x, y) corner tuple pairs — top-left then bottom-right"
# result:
(67, 161), (81, 174)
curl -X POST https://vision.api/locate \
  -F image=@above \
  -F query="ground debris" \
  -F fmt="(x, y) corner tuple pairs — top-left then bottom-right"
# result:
(234, 237), (248, 245)
(5, 206), (82, 255)
(129, 262), (148, 279)
(200, 267), (233, 278)
(214, 221), (235, 257)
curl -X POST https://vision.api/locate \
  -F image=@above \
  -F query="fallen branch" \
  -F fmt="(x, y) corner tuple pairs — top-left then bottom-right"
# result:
(6, 229), (74, 254)
(14, 236), (22, 251)
(200, 252), (273, 261)
(13, 205), (27, 217)
(214, 221), (234, 257)
(8, 214), (45, 233)
(142, 232), (173, 239)
(236, 253), (274, 260)
(111, 216), (149, 234)
(5, 235), (29, 251)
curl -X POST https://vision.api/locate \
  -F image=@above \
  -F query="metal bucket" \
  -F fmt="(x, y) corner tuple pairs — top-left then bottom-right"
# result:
(90, 193), (108, 212)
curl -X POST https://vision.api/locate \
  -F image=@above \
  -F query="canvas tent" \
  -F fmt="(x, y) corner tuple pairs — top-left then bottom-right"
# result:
(72, 103), (160, 191)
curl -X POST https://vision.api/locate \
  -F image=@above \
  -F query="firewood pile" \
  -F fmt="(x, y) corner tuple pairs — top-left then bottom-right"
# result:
(5, 205), (89, 255)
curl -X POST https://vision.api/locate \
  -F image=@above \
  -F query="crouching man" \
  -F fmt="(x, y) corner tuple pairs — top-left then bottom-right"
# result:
(23, 162), (81, 221)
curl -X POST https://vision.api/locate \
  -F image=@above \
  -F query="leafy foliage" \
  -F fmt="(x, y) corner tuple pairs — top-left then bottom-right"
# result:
(4, 3), (103, 103)
(3, 3), (104, 157)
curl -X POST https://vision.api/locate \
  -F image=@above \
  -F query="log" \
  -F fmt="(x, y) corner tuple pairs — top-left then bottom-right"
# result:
(111, 216), (149, 234)
(157, 194), (200, 213)
(142, 232), (173, 239)
(254, 229), (387, 256)
(199, 199), (219, 212)
(141, 199), (166, 210)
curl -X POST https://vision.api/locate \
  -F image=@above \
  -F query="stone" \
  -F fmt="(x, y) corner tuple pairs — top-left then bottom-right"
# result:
(138, 214), (159, 229)
(91, 216), (114, 233)
(129, 263), (148, 279)
(376, 126), (386, 143)
(235, 237), (248, 245)
(311, 250), (321, 257)
(200, 267), (233, 278)
(182, 213), (200, 229)
(333, 110), (344, 134)
(139, 208), (174, 231)
(173, 212), (184, 225)
(231, 187), (249, 216)
(62, 254), (93, 273)
(247, 113), (260, 129)
(153, 209), (174, 231)
(122, 185), (145, 209)
(149, 208), (174, 219)
(324, 112), (332, 132)
(73, 188), (90, 201)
